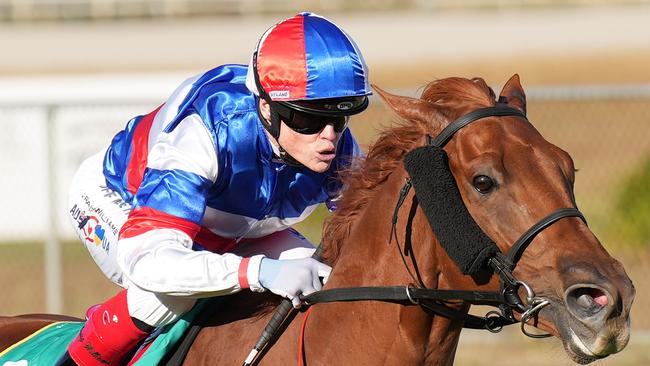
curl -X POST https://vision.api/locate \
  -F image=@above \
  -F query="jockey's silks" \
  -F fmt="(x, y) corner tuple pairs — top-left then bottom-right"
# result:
(103, 64), (359, 250)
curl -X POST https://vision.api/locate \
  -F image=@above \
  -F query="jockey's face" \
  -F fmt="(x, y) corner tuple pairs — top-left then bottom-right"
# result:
(259, 99), (342, 173)
(279, 118), (341, 173)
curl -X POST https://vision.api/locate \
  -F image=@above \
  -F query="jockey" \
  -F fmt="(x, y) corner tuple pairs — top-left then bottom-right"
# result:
(60, 12), (370, 366)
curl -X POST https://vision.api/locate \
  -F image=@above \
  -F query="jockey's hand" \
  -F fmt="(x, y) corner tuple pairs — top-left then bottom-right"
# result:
(258, 258), (331, 308)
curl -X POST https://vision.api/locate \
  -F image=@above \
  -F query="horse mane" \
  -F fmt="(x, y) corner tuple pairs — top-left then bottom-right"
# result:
(420, 77), (496, 113)
(321, 77), (496, 264)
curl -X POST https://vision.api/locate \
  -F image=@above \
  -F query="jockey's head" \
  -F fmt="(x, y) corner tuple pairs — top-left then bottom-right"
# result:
(246, 12), (371, 172)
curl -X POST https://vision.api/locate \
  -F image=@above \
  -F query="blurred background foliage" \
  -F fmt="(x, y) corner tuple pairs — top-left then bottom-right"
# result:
(613, 155), (650, 248)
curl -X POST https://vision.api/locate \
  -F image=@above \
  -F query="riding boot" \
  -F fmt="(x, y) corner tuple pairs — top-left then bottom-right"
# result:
(66, 289), (153, 366)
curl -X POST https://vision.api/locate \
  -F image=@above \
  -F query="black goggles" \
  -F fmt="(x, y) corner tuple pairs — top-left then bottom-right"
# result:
(273, 102), (349, 134)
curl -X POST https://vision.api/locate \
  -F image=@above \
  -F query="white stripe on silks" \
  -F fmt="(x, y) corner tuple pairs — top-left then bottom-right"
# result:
(117, 228), (245, 296)
(149, 72), (204, 148)
(201, 203), (320, 239)
(147, 113), (218, 182)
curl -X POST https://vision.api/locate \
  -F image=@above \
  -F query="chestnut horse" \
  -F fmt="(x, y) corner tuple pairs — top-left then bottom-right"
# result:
(1, 75), (635, 365)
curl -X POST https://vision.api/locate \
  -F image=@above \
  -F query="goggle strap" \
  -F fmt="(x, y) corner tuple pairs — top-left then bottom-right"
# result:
(269, 107), (281, 140)
(255, 96), (281, 140)
(278, 146), (303, 168)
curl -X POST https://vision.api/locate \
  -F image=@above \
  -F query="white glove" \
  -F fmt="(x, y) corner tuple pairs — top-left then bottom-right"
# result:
(258, 258), (331, 308)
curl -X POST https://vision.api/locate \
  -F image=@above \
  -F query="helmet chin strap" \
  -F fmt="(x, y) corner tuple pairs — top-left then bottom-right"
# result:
(256, 98), (304, 168)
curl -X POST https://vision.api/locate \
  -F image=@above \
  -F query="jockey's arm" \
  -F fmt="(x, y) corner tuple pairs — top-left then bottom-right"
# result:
(115, 115), (265, 297)
(115, 114), (330, 303)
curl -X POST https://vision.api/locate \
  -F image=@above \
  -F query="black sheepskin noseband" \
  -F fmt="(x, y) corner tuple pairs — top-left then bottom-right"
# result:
(403, 145), (499, 275)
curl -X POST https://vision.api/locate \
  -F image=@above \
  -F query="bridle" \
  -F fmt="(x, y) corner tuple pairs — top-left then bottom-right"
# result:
(307, 104), (586, 336)
(242, 104), (587, 366)
(389, 104), (587, 336)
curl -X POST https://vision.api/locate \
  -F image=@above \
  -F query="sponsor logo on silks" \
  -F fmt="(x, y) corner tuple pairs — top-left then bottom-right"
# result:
(80, 215), (110, 253)
(71, 200), (120, 236)
(269, 90), (290, 99)
(99, 185), (132, 214)
(70, 204), (86, 227)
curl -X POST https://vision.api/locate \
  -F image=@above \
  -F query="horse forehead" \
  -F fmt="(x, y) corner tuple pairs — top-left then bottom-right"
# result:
(453, 116), (546, 155)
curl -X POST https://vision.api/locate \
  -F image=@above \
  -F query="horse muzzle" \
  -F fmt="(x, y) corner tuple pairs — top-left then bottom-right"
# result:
(552, 274), (635, 363)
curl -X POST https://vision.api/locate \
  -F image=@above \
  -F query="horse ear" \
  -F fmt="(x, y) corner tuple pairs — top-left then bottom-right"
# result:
(498, 74), (527, 114)
(372, 84), (443, 127)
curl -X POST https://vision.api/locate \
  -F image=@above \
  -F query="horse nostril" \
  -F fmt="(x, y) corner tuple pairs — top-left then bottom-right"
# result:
(566, 286), (611, 319)
(576, 289), (608, 309)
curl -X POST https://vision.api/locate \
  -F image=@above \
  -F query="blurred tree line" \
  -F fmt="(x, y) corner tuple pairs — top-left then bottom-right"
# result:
(614, 154), (650, 247)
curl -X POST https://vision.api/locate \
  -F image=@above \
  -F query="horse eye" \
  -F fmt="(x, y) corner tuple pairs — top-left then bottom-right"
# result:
(473, 175), (495, 194)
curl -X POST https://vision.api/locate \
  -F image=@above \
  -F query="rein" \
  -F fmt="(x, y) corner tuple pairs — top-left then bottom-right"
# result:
(243, 104), (587, 366)
(301, 286), (512, 330)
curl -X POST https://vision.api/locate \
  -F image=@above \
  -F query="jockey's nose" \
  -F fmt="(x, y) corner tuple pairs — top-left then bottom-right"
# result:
(319, 123), (337, 140)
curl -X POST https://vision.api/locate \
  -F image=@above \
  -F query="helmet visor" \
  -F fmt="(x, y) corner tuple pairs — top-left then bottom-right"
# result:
(279, 96), (369, 117)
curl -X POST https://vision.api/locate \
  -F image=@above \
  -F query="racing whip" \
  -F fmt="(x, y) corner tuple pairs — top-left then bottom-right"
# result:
(242, 244), (325, 366)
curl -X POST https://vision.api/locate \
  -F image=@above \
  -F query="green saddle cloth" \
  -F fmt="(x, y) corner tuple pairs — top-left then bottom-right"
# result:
(0, 321), (83, 365)
(0, 299), (208, 366)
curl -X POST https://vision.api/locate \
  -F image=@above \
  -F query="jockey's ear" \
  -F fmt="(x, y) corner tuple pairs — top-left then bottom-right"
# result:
(498, 74), (527, 115)
(372, 84), (444, 130)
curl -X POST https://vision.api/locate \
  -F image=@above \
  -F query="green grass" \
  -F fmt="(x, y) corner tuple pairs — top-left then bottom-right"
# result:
(0, 241), (119, 317)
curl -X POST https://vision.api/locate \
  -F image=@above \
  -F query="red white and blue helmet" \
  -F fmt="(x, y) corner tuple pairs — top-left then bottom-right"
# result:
(246, 12), (371, 122)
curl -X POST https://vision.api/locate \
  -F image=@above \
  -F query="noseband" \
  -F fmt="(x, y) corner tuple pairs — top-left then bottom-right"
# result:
(395, 104), (586, 337)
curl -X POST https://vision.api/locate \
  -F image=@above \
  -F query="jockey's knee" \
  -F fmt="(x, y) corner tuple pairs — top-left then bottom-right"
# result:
(126, 286), (197, 327)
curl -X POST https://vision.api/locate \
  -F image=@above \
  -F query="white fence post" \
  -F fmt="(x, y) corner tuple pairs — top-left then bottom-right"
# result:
(45, 105), (62, 314)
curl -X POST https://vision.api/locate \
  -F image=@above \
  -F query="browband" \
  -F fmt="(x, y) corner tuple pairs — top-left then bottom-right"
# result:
(432, 106), (527, 148)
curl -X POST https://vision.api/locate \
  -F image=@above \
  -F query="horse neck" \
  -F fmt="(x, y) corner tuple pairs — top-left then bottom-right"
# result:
(311, 168), (466, 364)
(326, 168), (431, 287)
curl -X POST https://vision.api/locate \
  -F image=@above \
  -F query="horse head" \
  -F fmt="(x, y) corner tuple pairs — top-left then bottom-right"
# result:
(360, 74), (635, 364)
